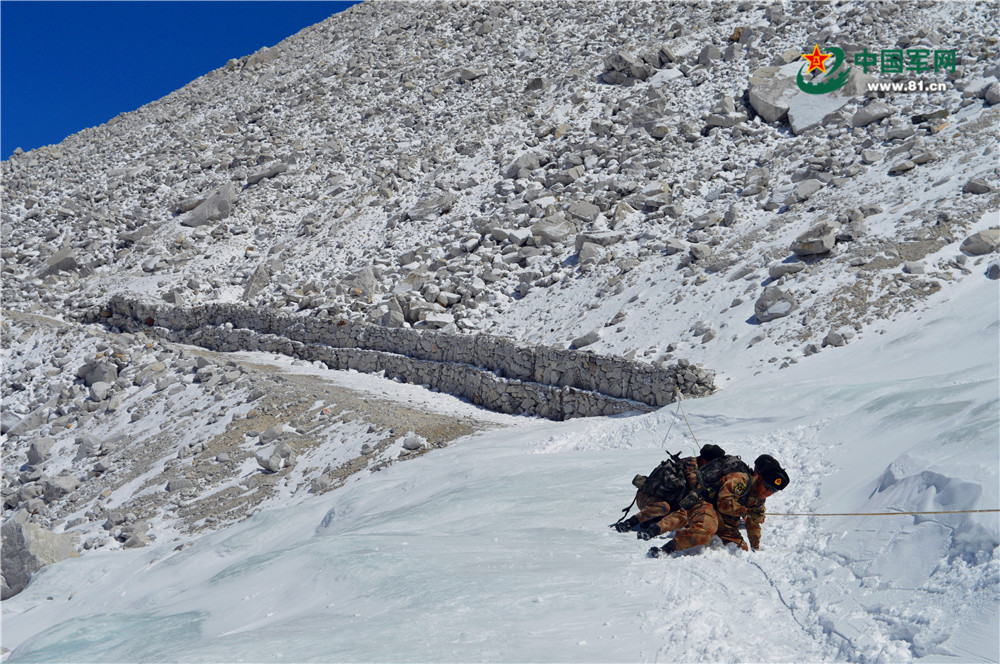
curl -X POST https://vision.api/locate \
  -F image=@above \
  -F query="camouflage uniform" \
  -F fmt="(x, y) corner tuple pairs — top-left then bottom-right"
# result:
(634, 457), (700, 536)
(672, 471), (767, 551)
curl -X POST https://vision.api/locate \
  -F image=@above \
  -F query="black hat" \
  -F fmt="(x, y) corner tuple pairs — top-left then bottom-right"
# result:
(699, 444), (726, 462)
(754, 454), (789, 491)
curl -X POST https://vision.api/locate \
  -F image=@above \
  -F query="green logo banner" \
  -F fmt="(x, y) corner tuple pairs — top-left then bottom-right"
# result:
(797, 46), (851, 94)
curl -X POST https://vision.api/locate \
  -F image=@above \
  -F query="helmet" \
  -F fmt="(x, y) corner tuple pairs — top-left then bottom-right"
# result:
(699, 444), (726, 462)
(754, 454), (789, 491)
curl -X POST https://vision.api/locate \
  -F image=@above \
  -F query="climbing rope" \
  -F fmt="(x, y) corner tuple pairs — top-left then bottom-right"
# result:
(672, 388), (701, 452)
(658, 390), (1000, 519)
(769, 508), (1000, 516)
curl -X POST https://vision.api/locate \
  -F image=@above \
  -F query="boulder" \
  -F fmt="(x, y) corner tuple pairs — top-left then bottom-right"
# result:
(257, 443), (297, 473)
(39, 246), (80, 276)
(567, 201), (601, 222)
(419, 312), (455, 329)
(604, 50), (653, 81)
(402, 434), (425, 451)
(888, 160), (916, 175)
(851, 101), (896, 128)
(242, 263), (271, 301)
(960, 229), (1000, 255)
(663, 238), (687, 255)
(754, 286), (797, 322)
(406, 193), (457, 222)
(769, 261), (806, 279)
(342, 266), (380, 301)
(2, 516), (79, 599)
(181, 183), (234, 227)
(530, 218), (576, 246)
(571, 329), (602, 349)
(748, 61), (869, 134)
(83, 360), (118, 387)
(166, 478), (195, 492)
(963, 178), (993, 195)
(41, 475), (80, 502)
(574, 230), (623, 252)
(578, 242), (605, 264)
(504, 152), (543, 179)
(546, 165), (585, 187)
(27, 437), (55, 466)
(689, 243), (713, 261)
(245, 45), (280, 68)
(983, 81), (1000, 106)
(89, 381), (112, 401)
(791, 220), (840, 256)
(247, 162), (287, 185)
(460, 67), (485, 82)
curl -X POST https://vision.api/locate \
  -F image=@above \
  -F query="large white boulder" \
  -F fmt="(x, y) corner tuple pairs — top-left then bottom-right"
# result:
(748, 60), (871, 135)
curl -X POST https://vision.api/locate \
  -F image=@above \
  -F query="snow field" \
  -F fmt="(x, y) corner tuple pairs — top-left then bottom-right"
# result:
(4, 277), (997, 662)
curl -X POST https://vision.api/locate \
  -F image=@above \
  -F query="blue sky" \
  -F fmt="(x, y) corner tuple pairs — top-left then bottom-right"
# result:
(1, 1), (359, 158)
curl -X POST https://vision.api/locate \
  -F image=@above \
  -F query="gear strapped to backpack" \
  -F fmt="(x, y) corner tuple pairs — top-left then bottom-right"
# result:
(696, 454), (752, 503)
(632, 451), (689, 506)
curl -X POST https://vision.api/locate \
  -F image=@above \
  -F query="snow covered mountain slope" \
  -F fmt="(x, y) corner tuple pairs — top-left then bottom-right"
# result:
(2, 250), (997, 663)
(1, 0), (998, 661)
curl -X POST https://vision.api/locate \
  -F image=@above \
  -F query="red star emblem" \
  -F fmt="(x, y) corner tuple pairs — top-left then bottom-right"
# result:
(801, 44), (833, 74)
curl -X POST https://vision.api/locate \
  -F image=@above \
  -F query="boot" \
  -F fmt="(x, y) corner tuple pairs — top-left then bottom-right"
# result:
(648, 540), (677, 558)
(612, 515), (641, 532)
(636, 523), (661, 540)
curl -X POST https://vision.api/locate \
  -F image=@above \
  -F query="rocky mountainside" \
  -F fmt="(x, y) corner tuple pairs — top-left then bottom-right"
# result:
(2, 0), (998, 596)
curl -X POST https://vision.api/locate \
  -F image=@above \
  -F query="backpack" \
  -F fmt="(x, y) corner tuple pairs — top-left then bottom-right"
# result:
(696, 454), (752, 503)
(634, 451), (689, 506)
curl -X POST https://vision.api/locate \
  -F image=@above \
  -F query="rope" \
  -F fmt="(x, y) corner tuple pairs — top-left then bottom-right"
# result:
(770, 509), (1000, 516)
(660, 391), (1000, 520)
(673, 388), (700, 450)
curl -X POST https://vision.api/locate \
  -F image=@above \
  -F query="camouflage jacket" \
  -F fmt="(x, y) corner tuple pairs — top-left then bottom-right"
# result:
(715, 472), (767, 549)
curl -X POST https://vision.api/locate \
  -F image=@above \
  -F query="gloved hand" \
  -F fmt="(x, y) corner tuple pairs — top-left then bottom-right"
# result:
(612, 516), (640, 532)
(636, 525), (660, 540)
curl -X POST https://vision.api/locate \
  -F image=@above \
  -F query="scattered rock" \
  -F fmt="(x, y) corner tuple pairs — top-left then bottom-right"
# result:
(960, 229), (1000, 255)
(402, 434), (425, 451)
(247, 162), (288, 186)
(26, 437), (55, 466)
(1, 515), (79, 599)
(790, 220), (840, 256)
(181, 183), (234, 228)
(963, 178), (993, 194)
(888, 160), (916, 175)
(769, 261), (806, 279)
(571, 328), (602, 348)
(754, 286), (797, 322)
(166, 478), (195, 492)
(852, 101), (895, 128)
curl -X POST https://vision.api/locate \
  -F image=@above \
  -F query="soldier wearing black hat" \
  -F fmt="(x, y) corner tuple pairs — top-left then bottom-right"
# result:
(650, 453), (789, 557)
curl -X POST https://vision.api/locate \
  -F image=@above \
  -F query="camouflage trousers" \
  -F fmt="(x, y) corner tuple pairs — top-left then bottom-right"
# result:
(635, 491), (689, 536)
(672, 500), (748, 551)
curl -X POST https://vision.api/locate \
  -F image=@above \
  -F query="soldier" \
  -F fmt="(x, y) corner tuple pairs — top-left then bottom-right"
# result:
(649, 453), (789, 557)
(613, 444), (726, 540)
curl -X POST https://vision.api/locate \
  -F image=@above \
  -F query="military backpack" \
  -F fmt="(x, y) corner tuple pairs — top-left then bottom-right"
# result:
(632, 451), (689, 506)
(696, 454), (753, 503)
